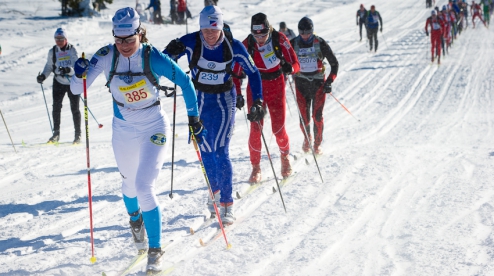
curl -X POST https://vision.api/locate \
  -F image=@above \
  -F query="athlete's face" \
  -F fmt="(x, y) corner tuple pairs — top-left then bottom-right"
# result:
(300, 33), (312, 42)
(55, 36), (67, 48)
(201, 28), (222, 46)
(114, 33), (141, 58)
(254, 32), (269, 46)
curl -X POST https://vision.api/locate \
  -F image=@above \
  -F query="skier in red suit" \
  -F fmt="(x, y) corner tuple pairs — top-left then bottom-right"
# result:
(425, 10), (444, 64)
(233, 13), (300, 183)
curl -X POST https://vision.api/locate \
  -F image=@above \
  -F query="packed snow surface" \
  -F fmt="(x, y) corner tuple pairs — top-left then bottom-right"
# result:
(1, 0), (494, 275)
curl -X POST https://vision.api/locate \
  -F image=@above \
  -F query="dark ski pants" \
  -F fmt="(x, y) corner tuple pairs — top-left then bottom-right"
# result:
(52, 78), (81, 135)
(359, 21), (366, 40)
(368, 28), (379, 51)
(294, 76), (326, 147)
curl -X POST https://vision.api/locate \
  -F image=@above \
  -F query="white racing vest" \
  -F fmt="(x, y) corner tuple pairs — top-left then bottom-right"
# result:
(109, 48), (159, 110)
(257, 40), (280, 70)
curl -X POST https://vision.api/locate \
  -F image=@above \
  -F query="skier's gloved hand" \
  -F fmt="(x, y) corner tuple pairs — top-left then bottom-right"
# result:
(236, 94), (245, 110)
(425, 31), (429, 36)
(74, 58), (90, 78)
(380, 27), (383, 33)
(165, 39), (186, 56)
(356, 22), (358, 26)
(188, 116), (207, 145)
(323, 73), (337, 93)
(36, 74), (46, 84)
(247, 99), (265, 122)
(59, 67), (71, 75)
(281, 62), (293, 74)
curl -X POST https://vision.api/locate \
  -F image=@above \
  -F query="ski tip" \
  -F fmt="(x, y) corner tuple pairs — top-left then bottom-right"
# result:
(190, 227), (195, 235)
(293, 155), (298, 161)
(272, 187), (277, 193)
(305, 158), (309, 165)
(236, 191), (241, 199)
(199, 239), (205, 246)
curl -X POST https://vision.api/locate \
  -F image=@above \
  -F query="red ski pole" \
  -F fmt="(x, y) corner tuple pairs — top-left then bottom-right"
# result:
(329, 93), (360, 122)
(189, 126), (231, 249)
(81, 53), (96, 263)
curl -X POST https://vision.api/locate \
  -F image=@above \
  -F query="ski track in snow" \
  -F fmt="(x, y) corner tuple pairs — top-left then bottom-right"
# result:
(1, 0), (494, 275)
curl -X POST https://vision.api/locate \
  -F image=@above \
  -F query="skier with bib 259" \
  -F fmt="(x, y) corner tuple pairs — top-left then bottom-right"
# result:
(290, 17), (339, 155)
(364, 5), (383, 52)
(233, 13), (300, 184)
(163, 6), (264, 225)
(70, 7), (204, 274)
(37, 27), (81, 144)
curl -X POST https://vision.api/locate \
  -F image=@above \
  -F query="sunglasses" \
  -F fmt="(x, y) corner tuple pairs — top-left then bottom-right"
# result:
(55, 37), (66, 42)
(253, 33), (268, 39)
(114, 34), (137, 45)
(299, 30), (313, 35)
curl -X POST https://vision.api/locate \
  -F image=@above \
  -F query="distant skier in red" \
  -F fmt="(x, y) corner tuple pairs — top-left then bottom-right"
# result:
(425, 10), (444, 64)
(471, 1), (487, 28)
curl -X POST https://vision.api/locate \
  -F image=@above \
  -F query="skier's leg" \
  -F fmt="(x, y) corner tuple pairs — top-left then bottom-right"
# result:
(265, 76), (290, 156)
(246, 85), (262, 166)
(52, 79), (65, 134)
(312, 80), (326, 149)
(67, 86), (81, 135)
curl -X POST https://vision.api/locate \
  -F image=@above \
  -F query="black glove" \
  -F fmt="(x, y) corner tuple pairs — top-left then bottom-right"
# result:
(323, 78), (332, 93)
(247, 99), (265, 122)
(236, 94), (245, 110)
(356, 22), (358, 26)
(425, 31), (429, 36)
(165, 39), (186, 56)
(380, 27), (383, 33)
(59, 67), (71, 75)
(36, 74), (46, 84)
(281, 62), (293, 74)
(188, 116), (207, 144)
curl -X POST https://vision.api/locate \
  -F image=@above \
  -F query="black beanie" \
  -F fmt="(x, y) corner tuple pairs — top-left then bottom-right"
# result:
(251, 13), (270, 34)
(280, 22), (287, 29)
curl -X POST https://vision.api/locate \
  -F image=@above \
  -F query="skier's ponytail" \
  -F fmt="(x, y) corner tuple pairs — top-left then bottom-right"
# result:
(139, 26), (149, 43)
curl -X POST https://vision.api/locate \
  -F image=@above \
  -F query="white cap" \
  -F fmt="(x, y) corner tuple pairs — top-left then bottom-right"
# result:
(199, 5), (224, 30)
(112, 7), (140, 37)
(54, 28), (67, 39)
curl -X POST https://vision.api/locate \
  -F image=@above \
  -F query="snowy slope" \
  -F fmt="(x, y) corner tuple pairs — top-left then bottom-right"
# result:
(1, 0), (494, 275)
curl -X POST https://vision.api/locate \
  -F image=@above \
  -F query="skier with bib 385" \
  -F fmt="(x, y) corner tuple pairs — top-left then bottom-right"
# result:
(364, 5), (383, 52)
(37, 28), (81, 144)
(233, 13), (300, 184)
(70, 7), (204, 274)
(163, 6), (264, 225)
(290, 17), (339, 155)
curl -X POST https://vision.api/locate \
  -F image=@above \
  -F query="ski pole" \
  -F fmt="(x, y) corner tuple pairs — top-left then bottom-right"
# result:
(0, 108), (17, 153)
(169, 83), (177, 199)
(189, 126), (232, 249)
(287, 77), (324, 183)
(81, 53), (96, 264)
(255, 120), (287, 212)
(65, 75), (103, 128)
(39, 73), (53, 134)
(328, 92), (360, 122)
(79, 96), (103, 128)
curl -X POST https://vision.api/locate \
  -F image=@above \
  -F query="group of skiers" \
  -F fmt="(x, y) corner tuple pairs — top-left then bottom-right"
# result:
(355, 4), (383, 52)
(424, 0), (490, 64)
(36, 4), (339, 274)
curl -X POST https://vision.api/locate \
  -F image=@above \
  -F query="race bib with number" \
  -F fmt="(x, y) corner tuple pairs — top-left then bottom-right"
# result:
(258, 42), (280, 70)
(118, 79), (151, 104)
(198, 72), (225, 85)
(298, 47), (318, 72)
(433, 22), (441, 30)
